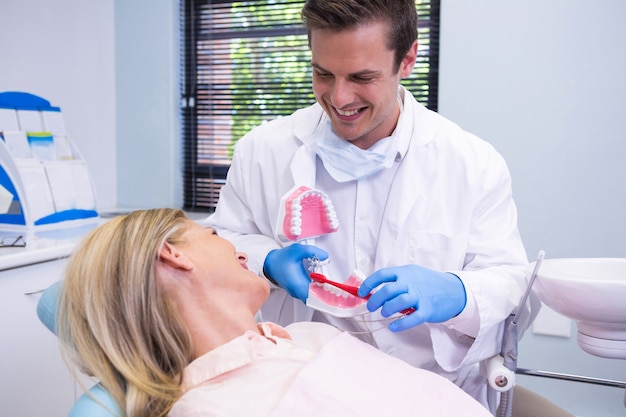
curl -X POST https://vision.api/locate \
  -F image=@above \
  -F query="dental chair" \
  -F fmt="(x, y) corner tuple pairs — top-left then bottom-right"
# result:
(37, 281), (120, 417)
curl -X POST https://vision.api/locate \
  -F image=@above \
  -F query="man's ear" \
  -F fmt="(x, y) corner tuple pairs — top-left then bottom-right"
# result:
(159, 241), (193, 271)
(399, 40), (418, 79)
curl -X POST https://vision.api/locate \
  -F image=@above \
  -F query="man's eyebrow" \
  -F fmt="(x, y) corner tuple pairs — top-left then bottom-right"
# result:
(310, 62), (329, 72)
(311, 62), (380, 77)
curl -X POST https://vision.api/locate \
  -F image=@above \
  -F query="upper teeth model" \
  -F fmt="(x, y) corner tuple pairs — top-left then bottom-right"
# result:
(278, 186), (339, 242)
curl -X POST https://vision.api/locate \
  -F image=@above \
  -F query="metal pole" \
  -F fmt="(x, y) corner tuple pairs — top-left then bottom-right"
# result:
(517, 367), (626, 388)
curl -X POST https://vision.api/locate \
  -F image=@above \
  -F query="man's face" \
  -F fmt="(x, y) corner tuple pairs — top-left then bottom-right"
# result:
(310, 21), (416, 150)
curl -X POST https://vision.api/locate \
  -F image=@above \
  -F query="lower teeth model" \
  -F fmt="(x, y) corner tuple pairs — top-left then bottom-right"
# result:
(306, 270), (369, 318)
(309, 270), (367, 309)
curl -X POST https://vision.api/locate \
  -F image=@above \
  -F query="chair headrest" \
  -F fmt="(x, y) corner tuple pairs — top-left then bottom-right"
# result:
(36, 281), (121, 416)
(69, 384), (121, 417)
(37, 280), (62, 335)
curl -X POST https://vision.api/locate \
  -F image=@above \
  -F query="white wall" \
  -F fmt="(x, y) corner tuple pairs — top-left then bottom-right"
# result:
(115, 0), (181, 210)
(439, 1), (626, 416)
(0, 0), (117, 211)
(0, 0), (181, 212)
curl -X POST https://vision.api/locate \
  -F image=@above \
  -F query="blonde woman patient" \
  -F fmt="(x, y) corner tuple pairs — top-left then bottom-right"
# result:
(47, 208), (492, 417)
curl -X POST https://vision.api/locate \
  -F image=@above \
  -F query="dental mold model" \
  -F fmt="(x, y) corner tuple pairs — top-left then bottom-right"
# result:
(306, 270), (369, 318)
(277, 185), (339, 242)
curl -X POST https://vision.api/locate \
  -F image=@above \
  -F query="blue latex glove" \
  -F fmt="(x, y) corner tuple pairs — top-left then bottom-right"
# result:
(357, 265), (466, 332)
(263, 243), (329, 302)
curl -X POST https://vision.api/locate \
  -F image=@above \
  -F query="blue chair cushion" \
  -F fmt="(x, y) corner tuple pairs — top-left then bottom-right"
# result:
(69, 384), (121, 417)
(37, 280), (62, 335)
(37, 282), (120, 416)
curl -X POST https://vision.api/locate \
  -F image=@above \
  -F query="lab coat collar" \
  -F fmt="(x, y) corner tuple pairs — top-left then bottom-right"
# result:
(290, 104), (324, 187)
(395, 85), (412, 161)
(293, 103), (325, 146)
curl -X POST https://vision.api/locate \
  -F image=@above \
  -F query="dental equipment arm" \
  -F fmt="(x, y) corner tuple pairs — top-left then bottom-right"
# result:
(263, 243), (329, 302)
(491, 251), (545, 417)
(358, 264), (467, 332)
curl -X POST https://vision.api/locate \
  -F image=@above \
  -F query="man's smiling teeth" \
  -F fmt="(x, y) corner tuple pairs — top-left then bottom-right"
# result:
(336, 108), (361, 116)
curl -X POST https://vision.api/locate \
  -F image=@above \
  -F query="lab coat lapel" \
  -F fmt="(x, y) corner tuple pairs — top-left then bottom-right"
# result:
(290, 106), (323, 188)
(290, 144), (316, 188)
(375, 103), (437, 269)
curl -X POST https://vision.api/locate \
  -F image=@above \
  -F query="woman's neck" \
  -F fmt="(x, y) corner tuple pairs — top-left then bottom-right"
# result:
(184, 306), (260, 359)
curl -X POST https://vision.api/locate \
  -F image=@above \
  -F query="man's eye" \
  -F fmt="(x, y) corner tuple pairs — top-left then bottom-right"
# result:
(353, 76), (373, 83)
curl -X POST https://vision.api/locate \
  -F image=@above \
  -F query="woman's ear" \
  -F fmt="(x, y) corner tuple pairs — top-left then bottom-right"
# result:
(159, 241), (193, 271)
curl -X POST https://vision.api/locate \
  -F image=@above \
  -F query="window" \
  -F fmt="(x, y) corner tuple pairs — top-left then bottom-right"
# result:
(181, 0), (440, 210)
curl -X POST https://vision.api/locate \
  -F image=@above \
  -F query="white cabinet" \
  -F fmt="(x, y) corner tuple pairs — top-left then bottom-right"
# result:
(0, 257), (76, 416)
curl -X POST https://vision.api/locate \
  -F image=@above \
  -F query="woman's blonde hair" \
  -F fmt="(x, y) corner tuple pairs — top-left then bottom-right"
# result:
(58, 208), (193, 417)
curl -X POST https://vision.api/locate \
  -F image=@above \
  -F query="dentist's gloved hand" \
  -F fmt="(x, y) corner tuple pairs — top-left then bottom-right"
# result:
(263, 243), (329, 302)
(358, 265), (466, 332)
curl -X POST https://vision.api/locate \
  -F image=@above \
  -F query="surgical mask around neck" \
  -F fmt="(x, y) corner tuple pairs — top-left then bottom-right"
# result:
(312, 104), (402, 183)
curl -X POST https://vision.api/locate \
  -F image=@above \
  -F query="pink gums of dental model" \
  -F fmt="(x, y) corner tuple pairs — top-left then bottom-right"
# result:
(309, 272), (416, 315)
(279, 186), (339, 241)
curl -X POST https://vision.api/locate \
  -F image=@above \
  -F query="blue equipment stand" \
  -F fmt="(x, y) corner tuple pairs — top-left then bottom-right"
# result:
(0, 91), (98, 229)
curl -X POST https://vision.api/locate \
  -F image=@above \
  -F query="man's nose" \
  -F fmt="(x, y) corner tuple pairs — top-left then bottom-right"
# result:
(329, 78), (355, 109)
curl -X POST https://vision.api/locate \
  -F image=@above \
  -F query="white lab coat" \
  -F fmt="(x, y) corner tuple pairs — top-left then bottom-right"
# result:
(206, 88), (533, 410)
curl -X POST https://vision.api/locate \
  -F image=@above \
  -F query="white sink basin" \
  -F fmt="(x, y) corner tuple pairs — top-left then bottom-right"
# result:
(531, 258), (626, 359)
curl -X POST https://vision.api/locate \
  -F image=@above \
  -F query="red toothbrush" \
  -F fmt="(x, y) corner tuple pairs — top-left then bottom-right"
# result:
(310, 272), (366, 298)
(309, 272), (415, 315)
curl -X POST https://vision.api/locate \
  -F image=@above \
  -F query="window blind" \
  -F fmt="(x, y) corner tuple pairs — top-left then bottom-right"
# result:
(181, 0), (440, 210)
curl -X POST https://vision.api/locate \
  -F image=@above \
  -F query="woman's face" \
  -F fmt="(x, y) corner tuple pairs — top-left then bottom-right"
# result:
(177, 221), (270, 313)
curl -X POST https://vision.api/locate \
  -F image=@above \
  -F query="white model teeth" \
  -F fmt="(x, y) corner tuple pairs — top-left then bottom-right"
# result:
(324, 198), (339, 230)
(314, 282), (351, 298)
(289, 190), (340, 238)
(290, 201), (302, 236)
(336, 108), (359, 116)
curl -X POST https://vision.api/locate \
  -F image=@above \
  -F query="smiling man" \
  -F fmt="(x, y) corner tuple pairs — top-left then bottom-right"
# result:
(309, 19), (413, 150)
(206, 0), (534, 413)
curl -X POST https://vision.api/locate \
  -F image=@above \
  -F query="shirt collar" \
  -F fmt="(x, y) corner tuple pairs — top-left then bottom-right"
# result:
(180, 323), (296, 392)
